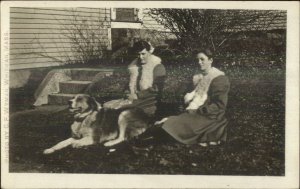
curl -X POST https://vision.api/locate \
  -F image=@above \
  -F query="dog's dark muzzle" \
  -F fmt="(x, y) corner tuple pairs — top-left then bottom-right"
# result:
(68, 100), (82, 113)
(68, 100), (73, 106)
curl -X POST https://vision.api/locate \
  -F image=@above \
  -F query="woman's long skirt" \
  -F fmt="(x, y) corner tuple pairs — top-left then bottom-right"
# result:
(162, 112), (228, 144)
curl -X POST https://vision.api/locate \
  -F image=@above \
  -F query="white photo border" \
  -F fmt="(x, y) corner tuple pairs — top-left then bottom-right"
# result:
(1, 1), (299, 188)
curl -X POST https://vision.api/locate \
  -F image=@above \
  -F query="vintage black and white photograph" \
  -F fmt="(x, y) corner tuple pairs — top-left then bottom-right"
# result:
(1, 1), (299, 188)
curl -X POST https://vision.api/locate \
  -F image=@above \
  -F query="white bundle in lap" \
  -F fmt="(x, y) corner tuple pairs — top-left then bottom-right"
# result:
(184, 90), (196, 104)
(185, 67), (225, 110)
(185, 91), (207, 110)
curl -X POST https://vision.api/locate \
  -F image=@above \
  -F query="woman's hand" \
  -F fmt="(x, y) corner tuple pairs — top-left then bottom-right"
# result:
(127, 93), (138, 101)
(184, 91), (195, 104)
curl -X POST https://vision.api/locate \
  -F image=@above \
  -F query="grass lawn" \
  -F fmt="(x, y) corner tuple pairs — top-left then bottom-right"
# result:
(9, 67), (285, 175)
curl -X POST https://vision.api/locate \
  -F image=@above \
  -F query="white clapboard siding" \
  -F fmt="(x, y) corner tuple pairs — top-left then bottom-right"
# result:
(10, 51), (75, 60)
(10, 33), (107, 44)
(10, 23), (110, 30)
(10, 42), (108, 50)
(10, 62), (62, 70)
(10, 8), (110, 21)
(10, 48), (107, 60)
(11, 28), (109, 34)
(10, 57), (70, 65)
(11, 18), (110, 26)
(11, 49), (73, 55)
(10, 33), (108, 39)
(10, 7), (111, 70)
(139, 9), (175, 46)
(11, 7), (109, 16)
(10, 46), (88, 54)
(10, 14), (110, 23)
(141, 9), (170, 32)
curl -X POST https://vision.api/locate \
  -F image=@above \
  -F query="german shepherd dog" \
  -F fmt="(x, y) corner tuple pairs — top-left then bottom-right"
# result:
(43, 94), (152, 154)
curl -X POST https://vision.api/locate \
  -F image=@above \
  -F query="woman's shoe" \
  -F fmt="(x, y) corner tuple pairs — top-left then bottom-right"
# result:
(198, 142), (208, 147)
(209, 141), (221, 145)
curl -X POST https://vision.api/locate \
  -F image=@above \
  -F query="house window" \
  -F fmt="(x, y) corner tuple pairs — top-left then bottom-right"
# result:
(115, 8), (136, 22)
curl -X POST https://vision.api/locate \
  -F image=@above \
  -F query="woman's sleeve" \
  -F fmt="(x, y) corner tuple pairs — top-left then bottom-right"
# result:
(197, 76), (230, 115)
(153, 64), (166, 92)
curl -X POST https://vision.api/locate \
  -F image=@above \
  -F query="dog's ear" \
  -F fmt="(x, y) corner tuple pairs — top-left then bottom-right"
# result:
(94, 97), (102, 111)
(88, 96), (102, 111)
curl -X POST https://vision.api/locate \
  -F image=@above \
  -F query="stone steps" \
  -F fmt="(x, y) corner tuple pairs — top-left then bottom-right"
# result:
(59, 80), (92, 94)
(47, 68), (115, 105)
(48, 93), (78, 105)
(71, 68), (114, 81)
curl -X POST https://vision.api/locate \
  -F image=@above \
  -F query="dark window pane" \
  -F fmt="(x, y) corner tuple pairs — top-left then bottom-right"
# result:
(116, 8), (135, 22)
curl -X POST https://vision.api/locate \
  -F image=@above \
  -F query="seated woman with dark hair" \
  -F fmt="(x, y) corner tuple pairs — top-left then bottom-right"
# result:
(104, 40), (166, 116)
(135, 48), (230, 147)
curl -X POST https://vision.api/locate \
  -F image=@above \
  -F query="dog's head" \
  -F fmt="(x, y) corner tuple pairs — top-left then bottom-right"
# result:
(68, 94), (101, 113)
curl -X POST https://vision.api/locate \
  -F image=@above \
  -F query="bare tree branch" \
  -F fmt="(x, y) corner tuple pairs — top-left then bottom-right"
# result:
(147, 9), (284, 53)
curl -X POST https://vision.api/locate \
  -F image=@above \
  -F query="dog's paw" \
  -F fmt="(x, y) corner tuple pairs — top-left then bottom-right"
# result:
(71, 141), (83, 148)
(43, 148), (55, 154)
(154, 121), (160, 125)
(104, 141), (114, 147)
(104, 140), (121, 147)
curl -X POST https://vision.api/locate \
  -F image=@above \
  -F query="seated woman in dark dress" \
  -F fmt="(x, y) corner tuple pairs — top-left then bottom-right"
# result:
(136, 48), (230, 147)
(104, 40), (166, 116)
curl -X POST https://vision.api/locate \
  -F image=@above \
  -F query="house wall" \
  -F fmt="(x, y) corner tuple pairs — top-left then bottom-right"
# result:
(9, 8), (286, 89)
(10, 7), (111, 70)
(10, 8), (286, 71)
(141, 9), (169, 32)
(141, 9), (175, 46)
